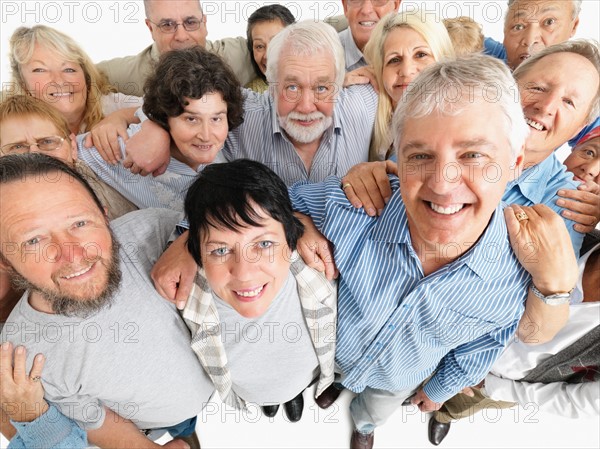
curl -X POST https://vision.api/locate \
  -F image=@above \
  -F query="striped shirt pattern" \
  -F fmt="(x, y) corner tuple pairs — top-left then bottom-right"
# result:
(339, 29), (368, 72)
(221, 85), (377, 186)
(289, 176), (531, 403)
(76, 124), (203, 212)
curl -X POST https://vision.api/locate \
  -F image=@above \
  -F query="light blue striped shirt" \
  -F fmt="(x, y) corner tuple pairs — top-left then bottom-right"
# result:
(221, 85), (377, 185)
(504, 153), (583, 253)
(76, 123), (219, 212)
(289, 176), (531, 403)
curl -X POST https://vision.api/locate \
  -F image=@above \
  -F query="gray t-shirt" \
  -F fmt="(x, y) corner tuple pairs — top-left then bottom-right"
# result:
(0, 209), (214, 430)
(215, 272), (319, 404)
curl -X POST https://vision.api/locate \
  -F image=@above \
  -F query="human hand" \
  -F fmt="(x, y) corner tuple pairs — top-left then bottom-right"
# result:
(344, 66), (378, 91)
(123, 120), (170, 177)
(505, 204), (578, 295)
(411, 388), (443, 412)
(295, 213), (338, 280)
(151, 232), (197, 309)
(0, 342), (48, 423)
(557, 180), (600, 233)
(83, 108), (136, 164)
(341, 160), (397, 216)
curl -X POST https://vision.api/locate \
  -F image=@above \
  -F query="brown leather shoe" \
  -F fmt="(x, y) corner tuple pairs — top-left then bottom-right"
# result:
(315, 384), (343, 409)
(177, 431), (201, 449)
(428, 416), (451, 446)
(351, 429), (374, 449)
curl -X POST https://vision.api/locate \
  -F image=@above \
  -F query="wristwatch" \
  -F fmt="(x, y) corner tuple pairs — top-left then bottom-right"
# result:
(530, 284), (573, 306)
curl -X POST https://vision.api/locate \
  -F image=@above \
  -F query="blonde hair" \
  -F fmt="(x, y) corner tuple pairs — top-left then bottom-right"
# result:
(9, 25), (114, 132)
(364, 12), (455, 160)
(0, 95), (71, 145)
(443, 17), (484, 56)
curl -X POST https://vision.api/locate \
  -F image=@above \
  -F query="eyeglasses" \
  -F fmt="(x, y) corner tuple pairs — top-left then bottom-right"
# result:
(1, 136), (65, 155)
(347, 0), (393, 8)
(149, 17), (203, 34)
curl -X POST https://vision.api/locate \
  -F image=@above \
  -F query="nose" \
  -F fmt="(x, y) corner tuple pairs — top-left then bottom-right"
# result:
(532, 90), (560, 116)
(425, 160), (463, 196)
(195, 121), (210, 141)
(398, 59), (418, 80)
(229, 246), (260, 281)
(521, 24), (541, 48)
(295, 89), (317, 115)
(582, 158), (600, 182)
(173, 23), (190, 41)
(359, 0), (375, 13)
(46, 234), (86, 264)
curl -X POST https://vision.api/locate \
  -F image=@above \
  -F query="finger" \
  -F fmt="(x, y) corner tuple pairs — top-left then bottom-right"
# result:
(108, 133), (124, 162)
(0, 342), (15, 382)
(562, 209), (598, 227)
(152, 162), (169, 177)
(174, 271), (195, 311)
(83, 133), (93, 149)
(384, 160), (399, 177)
(151, 269), (176, 303)
(573, 223), (595, 234)
(13, 346), (27, 383)
(94, 133), (117, 165)
(28, 354), (45, 381)
(557, 197), (599, 216)
(341, 181), (364, 210)
(504, 206), (521, 245)
(129, 163), (142, 175)
(558, 188), (600, 204)
(139, 168), (150, 177)
(372, 166), (393, 206)
(123, 156), (133, 169)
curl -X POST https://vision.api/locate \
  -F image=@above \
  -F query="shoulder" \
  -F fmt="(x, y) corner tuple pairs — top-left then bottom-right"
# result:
(111, 209), (182, 241)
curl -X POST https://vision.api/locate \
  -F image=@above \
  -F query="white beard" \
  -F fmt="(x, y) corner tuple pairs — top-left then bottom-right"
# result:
(278, 111), (333, 144)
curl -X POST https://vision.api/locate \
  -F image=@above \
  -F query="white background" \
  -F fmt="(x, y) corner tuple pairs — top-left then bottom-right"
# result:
(1, 1), (599, 448)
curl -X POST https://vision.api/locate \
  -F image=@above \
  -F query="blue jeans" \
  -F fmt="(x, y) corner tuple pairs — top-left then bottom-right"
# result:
(144, 416), (197, 440)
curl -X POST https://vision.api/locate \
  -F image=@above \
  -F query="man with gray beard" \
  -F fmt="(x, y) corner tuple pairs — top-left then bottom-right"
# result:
(0, 154), (212, 448)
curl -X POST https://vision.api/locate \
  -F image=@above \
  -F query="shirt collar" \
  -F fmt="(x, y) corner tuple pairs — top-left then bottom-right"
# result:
(505, 153), (559, 204)
(339, 29), (365, 70)
(368, 177), (509, 280)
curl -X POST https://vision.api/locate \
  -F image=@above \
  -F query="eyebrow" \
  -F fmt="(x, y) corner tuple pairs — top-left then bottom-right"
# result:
(513, 5), (560, 19)
(401, 138), (497, 153)
(205, 231), (278, 246)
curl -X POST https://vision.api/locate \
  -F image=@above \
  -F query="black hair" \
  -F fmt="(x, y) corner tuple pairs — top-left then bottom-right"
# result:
(246, 4), (295, 81)
(184, 159), (304, 266)
(0, 153), (104, 214)
(142, 46), (244, 132)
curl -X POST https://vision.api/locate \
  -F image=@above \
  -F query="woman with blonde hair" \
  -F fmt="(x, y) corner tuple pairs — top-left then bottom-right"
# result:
(7, 25), (142, 136)
(363, 12), (455, 160)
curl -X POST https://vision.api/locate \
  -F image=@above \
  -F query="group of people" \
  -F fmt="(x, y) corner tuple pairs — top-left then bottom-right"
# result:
(0, 1), (598, 448)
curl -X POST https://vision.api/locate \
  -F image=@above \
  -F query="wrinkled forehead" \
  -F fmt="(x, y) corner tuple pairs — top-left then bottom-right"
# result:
(507, 0), (574, 20)
(146, 0), (203, 20)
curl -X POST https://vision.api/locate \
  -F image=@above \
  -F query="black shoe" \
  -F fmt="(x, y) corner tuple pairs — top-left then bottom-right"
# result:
(351, 429), (374, 449)
(315, 384), (343, 409)
(428, 416), (451, 446)
(283, 391), (304, 422)
(261, 404), (280, 417)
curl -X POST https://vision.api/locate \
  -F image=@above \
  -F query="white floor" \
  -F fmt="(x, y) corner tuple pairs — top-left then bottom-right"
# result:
(2, 384), (598, 448)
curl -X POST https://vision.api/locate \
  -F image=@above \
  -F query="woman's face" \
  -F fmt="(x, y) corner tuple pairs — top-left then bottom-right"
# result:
(167, 92), (229, 171)
(20, 44), (87, 126)
(381, 27), (436, 107)
(251, 19), (286, 75)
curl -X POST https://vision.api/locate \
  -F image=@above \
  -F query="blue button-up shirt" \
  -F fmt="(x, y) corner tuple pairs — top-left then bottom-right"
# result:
(222, 86), (377, 186)
(484, 36), (507, 63)
(339, 28), (367, 72)
(290, 176), (531, 403)
(504, 153), (583, 253)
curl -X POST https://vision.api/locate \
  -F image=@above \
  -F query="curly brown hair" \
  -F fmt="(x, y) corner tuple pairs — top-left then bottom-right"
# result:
(142, 47), (244, 132)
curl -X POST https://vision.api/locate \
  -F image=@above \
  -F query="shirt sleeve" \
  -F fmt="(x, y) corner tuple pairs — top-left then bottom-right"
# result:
(424, 322), (519, 403)
(483, 36), (507, 60)
(9, 404), (87, 449)
(485, 374), (600, 418)
(288, 177), (342, 232)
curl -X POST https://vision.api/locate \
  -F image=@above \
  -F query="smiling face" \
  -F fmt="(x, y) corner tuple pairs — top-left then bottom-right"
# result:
(518, 52), (599, 161)
(275, 49), (337, 146)
(342, 0), (401, 51)
(145, 0), (207, 54)
(503, 0), (579, 70)
(20, 44), (87, 127)
(398, 100), (521, 262)
(0, 115), (76, 164)
(252, 19), (286, 76)
(564, 136), (600, 184)
(0, 173), (119, 317)
(201, 208), (291, 318)
(167, 92), (229, 170)
(381, 26), (436, 107)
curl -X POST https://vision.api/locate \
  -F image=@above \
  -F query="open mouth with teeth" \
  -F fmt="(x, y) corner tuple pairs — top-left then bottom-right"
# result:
(525, 118), (546, 132)
(519, 53), (531, 62)
(60, 263), (94, 280)
(359, 21), (377, 27)
(429, 202), (465, 215)
(234, 284), (266, 302)
(49, 92), (74, 98)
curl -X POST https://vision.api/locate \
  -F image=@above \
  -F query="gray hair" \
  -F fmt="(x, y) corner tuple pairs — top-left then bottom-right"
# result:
(265, 20), (345, 88)
(392, 54), (529, 161)
(513, 39), (600, 123)
(144, 0), (202, 19)
(506, 0), (582, 24)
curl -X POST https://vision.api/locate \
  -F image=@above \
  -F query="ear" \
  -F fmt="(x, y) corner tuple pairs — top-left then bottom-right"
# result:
(393, 0), (401, 11)
(341, 0), (349, 15)
(570, 17), (580, 37)
(145, 18), (154, 36)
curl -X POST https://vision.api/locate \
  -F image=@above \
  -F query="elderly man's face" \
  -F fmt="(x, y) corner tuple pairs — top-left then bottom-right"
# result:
(145, 0), (207, 54)
(275, 48), (337, 147)
(342, 0), (401, 51)
(519, 52), (599, 158)
(0, 115), (76, 164)
(503, 0), (579, 70)
(564, 136), (600, 184)
(0, 173), (119, 317)
(398, 100), (521, 254)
